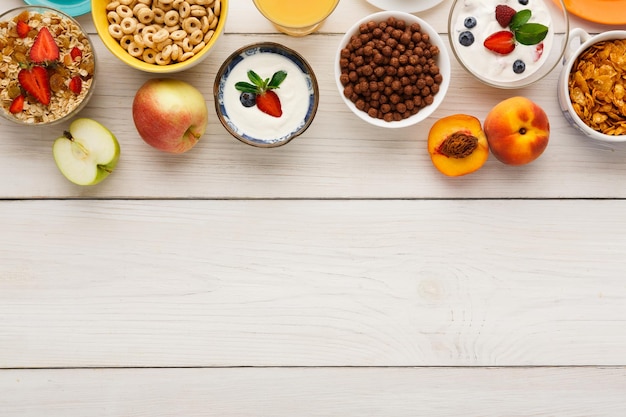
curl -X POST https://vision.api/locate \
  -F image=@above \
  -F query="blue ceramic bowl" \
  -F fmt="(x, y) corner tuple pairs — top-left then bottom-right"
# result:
(214, 42), (319, 148)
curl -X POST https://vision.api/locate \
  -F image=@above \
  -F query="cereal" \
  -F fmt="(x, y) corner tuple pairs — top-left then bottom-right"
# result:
(568, 39), (626, 136)
(105, 0), (221, 66)
(0, 9), (95, 124)
(338, 16), (444, 122)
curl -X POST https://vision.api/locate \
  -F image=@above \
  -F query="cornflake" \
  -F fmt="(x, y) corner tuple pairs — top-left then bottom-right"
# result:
(568, 39), (626, 136)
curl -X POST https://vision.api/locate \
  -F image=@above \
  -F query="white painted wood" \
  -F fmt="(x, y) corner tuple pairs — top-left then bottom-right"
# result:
(1, 200), (626, 367)
(1, 367), (625, 417)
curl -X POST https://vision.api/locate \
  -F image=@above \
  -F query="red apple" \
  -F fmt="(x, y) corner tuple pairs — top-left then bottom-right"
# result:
(483, 96), (550, 165)
(132, 78), (208, 154)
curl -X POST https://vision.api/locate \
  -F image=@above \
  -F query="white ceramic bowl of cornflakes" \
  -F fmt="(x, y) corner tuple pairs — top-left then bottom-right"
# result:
(558, 29), (626, 142)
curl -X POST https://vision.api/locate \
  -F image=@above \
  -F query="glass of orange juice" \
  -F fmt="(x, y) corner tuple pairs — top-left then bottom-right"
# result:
(253, 0), (340, 36)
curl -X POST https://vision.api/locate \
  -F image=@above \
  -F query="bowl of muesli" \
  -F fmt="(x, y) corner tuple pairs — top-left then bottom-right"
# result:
(0, 6), (96, 126)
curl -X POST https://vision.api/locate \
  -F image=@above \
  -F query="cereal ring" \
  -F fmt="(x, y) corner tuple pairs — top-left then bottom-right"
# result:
(179, 1), (191, 19)
(200, 15), (210, 33)
(119, 0), (133, 5)
(182, 16), (201, 33)
(137, 0), (151, 4)
(142, 31), (155, 48)
(192, 40), (205, 54)
(154, 38), (172, 51)
(164, 10), (180, 26)
(120, 17), (138, 35)
(195, 0), (212, 5)
(158, 0), (174, 4)
(127, 42), (144, 57)
(171, 44), (180, 61)
(155, 52), (171, 65)
(161, 44), (173, 59)
(208, 14), (218, 30)
(142, 48), (157, 64)
(170, 29), (187, 41)
(173, 0), (185, 8)
(133, 33), (145, 47)
(107, 11), (121, 24)
(137, 7), (154, 24)
(142, 24), (158, 35)
(189, 29), (203, 45)
(132, 3), (148, 14)
(203, 29), (214, 43)
(152, 7), (165, 24)
(190, 5), (207, 17)
(181, 37), (193, 52)
(116, 4), (133, 18)
(214, 0), (221, 16)
(179, 51), (194, 62)
(106, 1), (121, 11)
(152, 28), (170, 43)
(120, 34), (134, 50)
(108, 23), (124, 39)
(166, 24), (180, 33)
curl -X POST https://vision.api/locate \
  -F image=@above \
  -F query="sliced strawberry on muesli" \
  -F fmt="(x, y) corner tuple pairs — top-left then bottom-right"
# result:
(16, 20), (30, 38)
(9, 95), (25, 113)
(29, 27), (60, 63)
(18, 66), (52, 105)
(69, 76), (82, 95)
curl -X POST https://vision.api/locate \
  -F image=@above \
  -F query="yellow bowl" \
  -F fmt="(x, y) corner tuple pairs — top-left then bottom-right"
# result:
(92, 0), (228, 73)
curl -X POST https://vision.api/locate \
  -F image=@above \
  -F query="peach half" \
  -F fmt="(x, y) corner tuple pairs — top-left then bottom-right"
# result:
(484, 96), (550, 165)
(427, 114), (489, 177)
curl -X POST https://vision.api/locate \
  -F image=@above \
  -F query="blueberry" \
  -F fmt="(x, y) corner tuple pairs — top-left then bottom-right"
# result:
(512, 59), (526, 74)
(464, 16), (477, 28)
(518, 0), (529, 4)
(458, 31), (474, 46)
(239, 92), (256, 107)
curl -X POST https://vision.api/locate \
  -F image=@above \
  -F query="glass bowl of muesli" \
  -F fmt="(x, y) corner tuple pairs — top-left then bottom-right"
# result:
(0, 6), (96, 126)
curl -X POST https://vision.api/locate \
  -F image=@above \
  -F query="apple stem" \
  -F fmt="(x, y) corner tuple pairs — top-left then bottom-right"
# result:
(63, 131), (74, 141)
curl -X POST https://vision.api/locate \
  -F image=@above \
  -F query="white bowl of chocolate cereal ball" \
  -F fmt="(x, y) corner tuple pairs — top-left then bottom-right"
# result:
(335, 11), (450, 128)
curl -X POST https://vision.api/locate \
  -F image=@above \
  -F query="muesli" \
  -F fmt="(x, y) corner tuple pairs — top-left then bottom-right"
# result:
(0, 8), (95, 124)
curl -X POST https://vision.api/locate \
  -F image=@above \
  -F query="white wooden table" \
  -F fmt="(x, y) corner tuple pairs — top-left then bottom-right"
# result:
(2, 0), (626, 415)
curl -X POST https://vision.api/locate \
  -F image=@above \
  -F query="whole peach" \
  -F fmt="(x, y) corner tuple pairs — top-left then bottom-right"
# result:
(484, 96), (549, 165)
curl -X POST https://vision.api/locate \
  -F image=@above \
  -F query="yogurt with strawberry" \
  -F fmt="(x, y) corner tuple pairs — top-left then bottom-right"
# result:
(217, 45), (317, 146)
(451, 0), (554, 85)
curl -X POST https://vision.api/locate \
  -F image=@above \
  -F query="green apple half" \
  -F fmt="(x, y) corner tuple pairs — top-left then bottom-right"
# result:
(53, 118), (120, 186)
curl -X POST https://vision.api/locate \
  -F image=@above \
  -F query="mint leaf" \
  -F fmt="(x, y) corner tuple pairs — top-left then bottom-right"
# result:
(510, 9), (531, 31)
(246, 70), (265, 88)
(235, 81), (259, 93)
(515, 22), (548, 45)
(268, 70), (287, 89)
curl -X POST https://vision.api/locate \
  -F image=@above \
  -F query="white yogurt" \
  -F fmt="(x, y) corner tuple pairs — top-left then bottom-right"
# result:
(222, 52), (311, 141)
(452, 0), (554, 83)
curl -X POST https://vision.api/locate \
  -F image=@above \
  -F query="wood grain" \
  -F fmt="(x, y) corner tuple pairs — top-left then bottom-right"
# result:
(2, 200), (625, 367)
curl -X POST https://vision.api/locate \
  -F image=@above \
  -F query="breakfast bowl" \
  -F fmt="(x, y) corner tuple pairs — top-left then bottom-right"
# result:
(23, 0), (91, 17)
(335, 11), (451, 128)
(0, 5), (96, 126)
(557, 29), (626, 142)
(92, 0), (228, 73)
(214, 42), (319, 148)
(448, 0), (569, 89)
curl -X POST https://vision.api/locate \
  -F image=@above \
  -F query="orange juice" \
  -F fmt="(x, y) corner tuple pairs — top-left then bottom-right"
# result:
(253, 0), (339, 35)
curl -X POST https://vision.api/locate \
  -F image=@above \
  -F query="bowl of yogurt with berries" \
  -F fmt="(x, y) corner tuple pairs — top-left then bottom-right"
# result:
(214, 42), (319, 148)
(448, 0), (568, 88)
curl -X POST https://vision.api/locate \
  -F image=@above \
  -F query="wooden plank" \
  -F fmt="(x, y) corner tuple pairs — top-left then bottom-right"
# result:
(1, 367), (625, 417)
(1, 199), (625, 367)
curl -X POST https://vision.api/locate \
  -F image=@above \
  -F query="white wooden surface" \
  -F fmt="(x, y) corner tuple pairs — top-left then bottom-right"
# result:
(1, 0), (626, 415)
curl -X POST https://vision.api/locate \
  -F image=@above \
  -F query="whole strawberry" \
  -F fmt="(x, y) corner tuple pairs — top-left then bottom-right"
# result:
(235, 69), (287, 118)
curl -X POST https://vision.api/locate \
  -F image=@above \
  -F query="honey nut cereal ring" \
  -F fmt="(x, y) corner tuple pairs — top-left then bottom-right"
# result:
(120, 34), (134, 50)
(161, 44), (173, 60)
(132, 3), (148, 14)
(152, 28), (170, 43)
(182, 16), (201, 33)
(189, 29), (203, 45)
(137, 0), (152, 4)
(142, 48), (157, 64)
(190, 5), (207, 17)
(179, 51), (194, 62)
(119, 0), (133, 5)
(181, 37), (193, 52)
(164, 10), (180, 26)
(116, 4), (133, 18)
(158, 0), (174, 4)
(201, 15), (210, 33)
(173, 0), (184, 7)
(106, 1), (121, 11)
(137, 7), (155, 24)
(107, 11), (121, 24)
(152, 7), (165, 23)
(214, 0), (221, 16)
(194, 0), (212, 5)
(171, 44), (181, 61)
(142, 25), (158, 35)
(120, 17), (138, 35)
(203, 29), (214, 43)
(127, 42), (145, 57)
(108, 23), (124, 39)
(208, 15), (218, 30)
(180, 2), (191, 18)
(166, 24), (181, 33)
(155, 52), (171, 65)
(134, 32), (147, 47)
(170, 29), (187, 41)
(192, 40), (205, 54)
(142, 31), (156, 48)
(155, 38), (173, 51)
